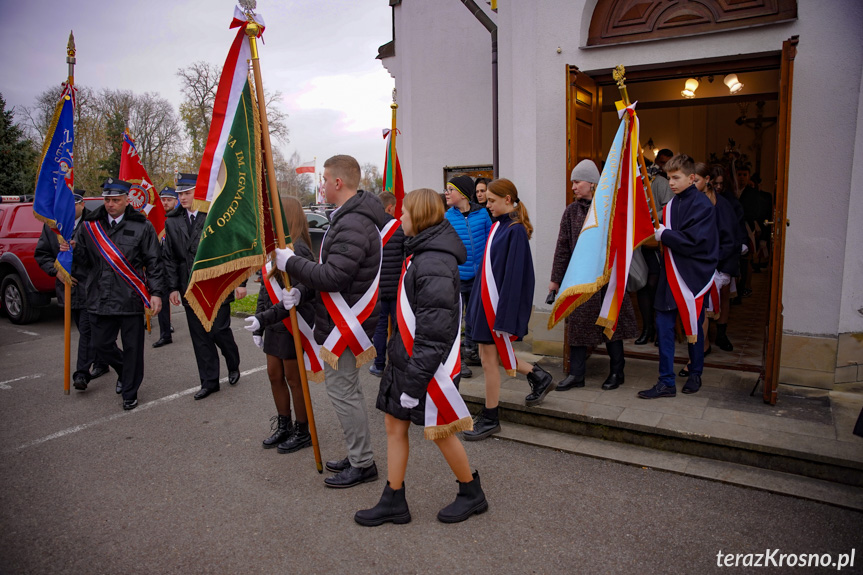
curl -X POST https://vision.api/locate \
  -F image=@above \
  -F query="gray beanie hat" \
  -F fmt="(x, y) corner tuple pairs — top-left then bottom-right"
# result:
(570, 159), (600, 184)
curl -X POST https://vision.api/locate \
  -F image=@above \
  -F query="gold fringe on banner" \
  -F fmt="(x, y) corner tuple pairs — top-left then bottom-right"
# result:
(424, 415), (474, 441)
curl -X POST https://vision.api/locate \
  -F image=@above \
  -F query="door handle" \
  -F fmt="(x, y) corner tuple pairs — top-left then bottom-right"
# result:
(763, 220), (790, 228)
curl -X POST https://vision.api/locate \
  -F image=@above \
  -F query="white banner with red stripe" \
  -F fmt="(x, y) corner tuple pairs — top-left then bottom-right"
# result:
(380, 218), (400, 248)
(319, 232), (383, 369)
(397, 256), (472, 440)
(262, 262), (324, 382)
(662, 198), (712, 343)
(480, 222), (517, 376)
(83, 221), (151, 309)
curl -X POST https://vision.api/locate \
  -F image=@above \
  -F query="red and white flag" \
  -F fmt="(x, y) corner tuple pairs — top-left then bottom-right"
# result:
(295, 161), (315, 174)
(119, 129), (167, 239)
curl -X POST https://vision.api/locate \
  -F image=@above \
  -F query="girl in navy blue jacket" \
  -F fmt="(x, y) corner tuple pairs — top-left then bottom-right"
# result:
(462, 179), (555, 441)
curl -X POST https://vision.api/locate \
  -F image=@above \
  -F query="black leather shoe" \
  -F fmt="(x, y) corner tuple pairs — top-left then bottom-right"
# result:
(115, 380), (123, 394)
(634, 326), (655, 345)
(462, 414), (501, 441)
(89, 365), (109, 379)
(324, 462), (378, 489)
(152, 337), (172, 348)
(463, 349), (482, 367)
(601, 373), (624, 390)
(228, 370), (240, 386)
(122, 398), (138, 411)
(194, 387), (219, 400)
(679, 366), (690, 377)
(326, 457), (350, 474)
(73, 373), (88, 391)
(460, 361), (473, 379)
(556, 374), (585, 391)
(638, 382), (677, 399)
(277, 422), (312, 453)
(525, 365), (555, 406)
(682, 375), (702, 394)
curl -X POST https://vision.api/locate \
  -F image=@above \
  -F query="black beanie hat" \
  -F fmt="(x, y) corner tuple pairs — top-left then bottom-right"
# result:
(448, 175), (475, 202)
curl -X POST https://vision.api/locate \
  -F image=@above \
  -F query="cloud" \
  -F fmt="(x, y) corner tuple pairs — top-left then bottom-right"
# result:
(286, 70), (394, 133)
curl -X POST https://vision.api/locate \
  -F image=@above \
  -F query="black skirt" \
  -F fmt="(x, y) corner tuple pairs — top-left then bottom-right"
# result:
(263, 328), (298, 361)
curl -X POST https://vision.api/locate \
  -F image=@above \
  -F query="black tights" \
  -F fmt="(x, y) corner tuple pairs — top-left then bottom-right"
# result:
(636, 273), (659, 331)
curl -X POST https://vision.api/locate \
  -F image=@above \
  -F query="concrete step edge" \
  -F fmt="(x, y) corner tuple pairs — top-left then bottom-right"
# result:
(492, 422), (863, 512)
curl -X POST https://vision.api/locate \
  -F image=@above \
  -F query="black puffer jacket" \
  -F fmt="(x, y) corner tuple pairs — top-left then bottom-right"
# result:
(254, 239), (316, 333)
(378, 214), (406, 300)
(73, 205), (164, 316)
(376, 219), (466, 425)
(285, 190), (388, 345)
(34, 206), (92, 309)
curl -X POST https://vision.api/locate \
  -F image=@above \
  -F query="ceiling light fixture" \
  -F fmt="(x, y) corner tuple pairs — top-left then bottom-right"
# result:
(724, 73), (744, 94)
(681, 77), (699, 99)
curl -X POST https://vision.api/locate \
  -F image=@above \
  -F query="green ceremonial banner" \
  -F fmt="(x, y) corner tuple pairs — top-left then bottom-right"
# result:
(185, 77), (266, 331)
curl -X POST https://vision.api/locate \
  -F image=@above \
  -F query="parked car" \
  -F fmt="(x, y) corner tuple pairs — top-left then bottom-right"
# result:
(0, 196), (56, 323)
(305, 208), (330, 256)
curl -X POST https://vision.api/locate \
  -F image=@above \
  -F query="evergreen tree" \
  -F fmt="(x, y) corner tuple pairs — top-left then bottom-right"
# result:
(0, 94), (38, 196)
(99, 110), (125, 178)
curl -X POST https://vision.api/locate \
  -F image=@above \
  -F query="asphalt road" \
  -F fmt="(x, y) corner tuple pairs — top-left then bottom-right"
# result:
(1, 306), (861, 574)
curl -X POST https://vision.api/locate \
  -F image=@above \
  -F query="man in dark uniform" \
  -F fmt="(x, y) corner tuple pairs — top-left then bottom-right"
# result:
(162, 173), (243, 400)
(71, 179), (165, 410)
(35, 191), (113, 389)
(153, 186), (179, 348)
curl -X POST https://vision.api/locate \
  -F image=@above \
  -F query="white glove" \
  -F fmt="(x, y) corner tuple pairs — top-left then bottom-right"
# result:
(494, 330), (513, 340)
(399, 393), (419, 409)
(253, 335), (263, 349)
(281, 287), (301, 309)
(244, 316), (260, 332)
(274, 247), (295, 270)
(741, 243), (749, 255)
(654, 224), (667, 242)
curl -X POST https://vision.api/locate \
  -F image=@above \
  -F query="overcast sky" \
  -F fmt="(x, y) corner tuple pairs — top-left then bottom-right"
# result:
(0, 0), (395, 173)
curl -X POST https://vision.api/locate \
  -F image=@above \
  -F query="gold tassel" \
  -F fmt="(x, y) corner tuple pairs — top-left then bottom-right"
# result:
(505, 369), (517, 377)
(353, 346), (377, 368)
(686, 334), (698, 344)
(308, 370), (325, 384)
(320, 348), (340, 371)
(423, 415), (474, 441)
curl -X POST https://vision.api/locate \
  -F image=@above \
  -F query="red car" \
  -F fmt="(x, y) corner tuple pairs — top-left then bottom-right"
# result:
(0, 196), (57, 324)
(0, 197), (108, 324)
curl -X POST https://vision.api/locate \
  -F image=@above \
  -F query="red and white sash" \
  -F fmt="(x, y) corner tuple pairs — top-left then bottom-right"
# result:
(262, 262), (324, 383)
(705, 274), (720, 319)
(662, 198), (712, 343)
(380, 218), (400, 248)
(84, 220), (151, 308)
(397, 256), (473, 440)
(480, 221), (518, 376)
(319, 227), (384, 369)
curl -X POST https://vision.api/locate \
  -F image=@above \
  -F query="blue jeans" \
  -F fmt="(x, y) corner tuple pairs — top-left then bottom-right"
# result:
(373, 298), (397, 370)
(656, 307), (705, 386)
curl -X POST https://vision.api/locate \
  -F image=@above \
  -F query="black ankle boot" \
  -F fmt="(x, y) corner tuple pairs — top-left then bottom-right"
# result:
(354, 481), (412, 526)
(525, 364), (556, 406)
(277, 421), (312, 453)
(715, 323), (734, 351)
(635, 325), (655, 345)
(262, 415), (291, 449)
(463, 408), (500, 441)
(437, 470), (489, 523)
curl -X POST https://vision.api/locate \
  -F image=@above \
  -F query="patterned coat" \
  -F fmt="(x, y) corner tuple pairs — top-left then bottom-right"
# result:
(550, 199), (638, 346)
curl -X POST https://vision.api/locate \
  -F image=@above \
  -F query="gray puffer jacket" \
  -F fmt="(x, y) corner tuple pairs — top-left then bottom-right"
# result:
(285, 190), (388, 345)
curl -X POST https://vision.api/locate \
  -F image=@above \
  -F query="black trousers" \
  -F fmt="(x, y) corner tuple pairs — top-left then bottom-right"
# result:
(91, 313), (145, 400)
(184, 302), (240, 390)
(157, 302), (172, 340)
(569, 340), (625, 379)
(72, 308), (110, 380)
